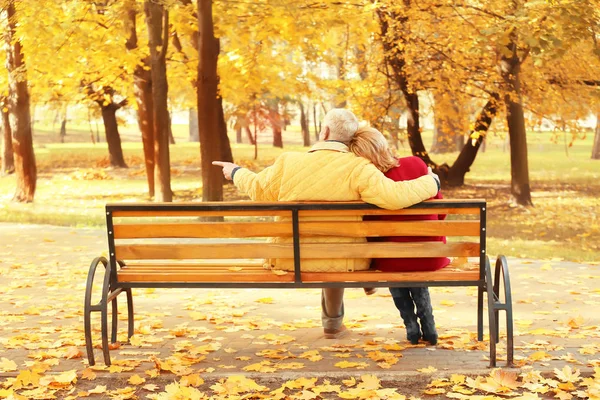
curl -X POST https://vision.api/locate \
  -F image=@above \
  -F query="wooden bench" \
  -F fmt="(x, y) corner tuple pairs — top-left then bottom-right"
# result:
(84, 199), (513, 367)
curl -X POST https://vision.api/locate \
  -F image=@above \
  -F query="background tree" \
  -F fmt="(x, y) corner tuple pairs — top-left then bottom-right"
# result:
(196, 0), (228, 201)
(0, 95), (14, 175)
(144, 0), (172, 202)
(4, 0), (36, 202)
(125, 0), (155, 196)
(83, 85), (128, 168)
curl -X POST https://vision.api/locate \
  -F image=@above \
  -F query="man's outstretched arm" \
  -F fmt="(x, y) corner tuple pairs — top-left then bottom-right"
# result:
(213, 157), (284, 201)
(355, 163), (440, 210)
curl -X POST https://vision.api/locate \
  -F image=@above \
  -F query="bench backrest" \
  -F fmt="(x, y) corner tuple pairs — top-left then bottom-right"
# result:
(106, 200), (486, 287)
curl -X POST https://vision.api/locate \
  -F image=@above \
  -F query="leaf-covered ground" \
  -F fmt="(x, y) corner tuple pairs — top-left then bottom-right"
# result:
(0, 224), (599, 399)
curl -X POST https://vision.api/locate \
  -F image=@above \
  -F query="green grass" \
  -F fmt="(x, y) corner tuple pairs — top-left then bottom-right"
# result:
(1, 126), (599, 263)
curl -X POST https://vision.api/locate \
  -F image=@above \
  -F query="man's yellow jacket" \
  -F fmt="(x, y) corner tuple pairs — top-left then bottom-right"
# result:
(233, 141), (439, 272)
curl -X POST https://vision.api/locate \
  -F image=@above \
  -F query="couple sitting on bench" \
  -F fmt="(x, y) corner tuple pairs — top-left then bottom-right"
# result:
(213, 108), (449, 345)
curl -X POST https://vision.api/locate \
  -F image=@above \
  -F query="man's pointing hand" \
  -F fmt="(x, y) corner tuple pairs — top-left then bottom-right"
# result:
(212, 161), (240, 181)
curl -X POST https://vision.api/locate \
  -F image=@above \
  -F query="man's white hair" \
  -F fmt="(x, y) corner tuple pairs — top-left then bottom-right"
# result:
(323, 108), (359, 142)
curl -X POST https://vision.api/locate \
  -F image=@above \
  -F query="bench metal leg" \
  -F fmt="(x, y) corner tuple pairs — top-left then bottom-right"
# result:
(125, 288), (135, 340)
(111, 296), (118, 344)
(485, 257), (498, 368)
(495, 255), (514, 367)
(477, 284), (484, 341)
(100, 261), (112, 366)
(485, 255), (515, 368)
(84, 257), (108, 366)
(84, 257), (132, 366)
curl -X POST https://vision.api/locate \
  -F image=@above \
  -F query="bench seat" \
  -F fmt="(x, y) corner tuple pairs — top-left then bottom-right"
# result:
(117, 261), (480, 283)
(84, 200), (513, 369)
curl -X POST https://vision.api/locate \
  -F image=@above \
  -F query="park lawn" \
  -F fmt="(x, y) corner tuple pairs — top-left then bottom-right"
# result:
(1, 128), (599, 262)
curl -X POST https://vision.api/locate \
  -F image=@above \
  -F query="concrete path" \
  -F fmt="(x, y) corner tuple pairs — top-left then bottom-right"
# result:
(1, 223), (599, 398)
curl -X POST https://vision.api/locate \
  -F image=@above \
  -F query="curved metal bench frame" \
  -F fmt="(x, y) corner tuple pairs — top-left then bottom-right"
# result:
(84, 257), (133, 366)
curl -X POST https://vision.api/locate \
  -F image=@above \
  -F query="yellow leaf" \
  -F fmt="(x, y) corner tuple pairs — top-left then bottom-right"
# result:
(335, 361), (369, 369)
(180, 373), (204, 387)
(450, 374), (466, 384)
(54, 370), (78, 384)
(0, 358), (18, 372)
(417, 366), (438, 373)
(128, 374), (146, 385)
(88, 385), (107, 394)
(282, 377), (318, 390)
(81, 368), (96, 380)
(424, 388), (446, 395)
(272, 269), (288, 275)
(440, 300), (456, 307)
(358, 374), (380, 390)
(342, 376), (356, 387)
(554, 365), (581, 383)
(255, 297), (274, 304)
(299, 350), (323, 362)
(63, 346), (83, 359)
(143, 383), (159, 392)
(156, 382), (205, 400)
(243, 361), (277, 373)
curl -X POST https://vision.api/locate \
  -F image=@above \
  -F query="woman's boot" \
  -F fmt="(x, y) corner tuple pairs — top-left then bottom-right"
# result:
(390, 288), (421, 344)
(410, 288), (438, 345)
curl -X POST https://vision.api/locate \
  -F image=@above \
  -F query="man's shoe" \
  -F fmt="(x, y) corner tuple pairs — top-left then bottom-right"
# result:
(324, 324), (349, 339)
(422, 332), (438, 346)
(364, 287), (377, 296)
(406, 322), (422, 345)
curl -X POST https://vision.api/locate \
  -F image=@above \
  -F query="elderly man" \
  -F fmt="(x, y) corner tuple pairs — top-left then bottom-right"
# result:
(213, 108), (440, 339)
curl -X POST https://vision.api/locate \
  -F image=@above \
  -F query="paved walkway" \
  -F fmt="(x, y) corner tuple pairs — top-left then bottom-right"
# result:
(1, 223), (599, 398)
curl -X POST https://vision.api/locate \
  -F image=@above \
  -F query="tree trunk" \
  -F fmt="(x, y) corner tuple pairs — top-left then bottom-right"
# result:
(245, 126), (255, 145)
(235, 126), (242, 143)
(60, 118), (67, 143)
(1, 101), (15, 175)
(197, 0), (225, 202)
(217, 96), (233, 162)
(100, 105), (128, 168)
(313, 103), (319, 141)
(502, 38), (533, 206)
(592, 114), (600, 160)
(125, 0), (155, 197)
(135, 68), (155, 197)
(189, 108), (199, 142)
(377, 9), (434, 168)
(431, 91), (466, 154)
(168, 112), (176, 144)
(145, 0), (172, 202)
(378, 7), (499, 188)
(444, 94), (500, 186)
(270, 107), (283, 148)
(300, 102), (310, 147)
(4, 1), (36, 202)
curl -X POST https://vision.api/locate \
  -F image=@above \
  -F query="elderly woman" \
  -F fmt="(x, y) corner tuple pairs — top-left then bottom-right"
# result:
(349, 127), (450, 345)
(213, 109), (441, 339)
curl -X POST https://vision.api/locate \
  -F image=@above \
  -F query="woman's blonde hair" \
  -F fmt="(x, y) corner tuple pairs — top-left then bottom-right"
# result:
(349, 127), (399, 172)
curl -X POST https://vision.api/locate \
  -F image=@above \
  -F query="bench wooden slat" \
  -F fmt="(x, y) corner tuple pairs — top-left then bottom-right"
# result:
(117, 272), (295, 283)
(301, 269), (480, 282)
(115, 242), (480, 260)
(113, 220), (480, 239)
(114, 222), (291, 239)
(121, 265), (267, 271)
(299, 208), (480, 217)
(112, 207), (480, 218)
(116, 268), (479, 283)
(112, 210), (292, 218)
(124, 261), (264, 268)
